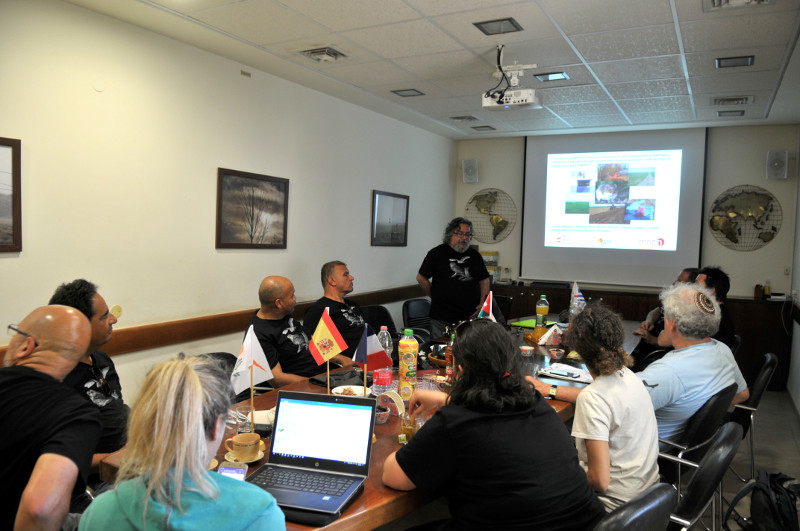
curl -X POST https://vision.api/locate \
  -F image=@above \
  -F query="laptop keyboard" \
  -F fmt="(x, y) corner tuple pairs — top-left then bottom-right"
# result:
(250, 467), (354, 497)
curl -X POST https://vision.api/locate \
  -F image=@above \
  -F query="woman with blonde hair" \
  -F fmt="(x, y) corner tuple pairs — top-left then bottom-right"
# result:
(79, 356), (284, 530)
(568, 302), (659, 512)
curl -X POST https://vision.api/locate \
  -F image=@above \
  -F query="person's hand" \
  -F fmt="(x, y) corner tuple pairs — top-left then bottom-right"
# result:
(640, 321), (654, 331)
(524, 376), (550, 396)
(407, 390), (447, 416)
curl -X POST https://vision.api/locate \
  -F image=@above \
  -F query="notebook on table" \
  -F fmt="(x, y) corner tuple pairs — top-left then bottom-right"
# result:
(246, 390), (377, 526)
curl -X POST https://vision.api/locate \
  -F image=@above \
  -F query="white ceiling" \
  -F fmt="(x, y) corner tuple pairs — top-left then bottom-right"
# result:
(65, 0), (800, 140)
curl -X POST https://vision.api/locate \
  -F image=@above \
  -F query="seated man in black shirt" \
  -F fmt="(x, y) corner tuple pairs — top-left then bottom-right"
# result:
(49, 279), (128, 482)
(248, 276), (328, 386)
(2, 305), (101, 530)
(695, 265), (737, 350)
(303, 261), (364, 362)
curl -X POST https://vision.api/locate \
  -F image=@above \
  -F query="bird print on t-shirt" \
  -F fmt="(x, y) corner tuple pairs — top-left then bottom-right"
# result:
(449, 256), (473, 282)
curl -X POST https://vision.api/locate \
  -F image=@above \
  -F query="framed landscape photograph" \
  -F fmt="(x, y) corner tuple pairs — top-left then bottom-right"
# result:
(0, 137), (21, 252)
(371, 190), (408, 246)
(216, 168), (289, 249)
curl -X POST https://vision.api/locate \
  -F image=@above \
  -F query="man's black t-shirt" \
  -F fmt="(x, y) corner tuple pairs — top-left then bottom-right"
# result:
(303, 297), (366, 359)
(418, 243), (489, 323)
(248, 312), (321, 377)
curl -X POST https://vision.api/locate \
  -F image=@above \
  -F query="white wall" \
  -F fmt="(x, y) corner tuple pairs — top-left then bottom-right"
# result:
(457, 126), (800, 298)
(0, 0), (455, 400)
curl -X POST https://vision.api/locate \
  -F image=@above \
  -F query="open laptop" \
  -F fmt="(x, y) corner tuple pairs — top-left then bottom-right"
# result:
(246, 390), (377, 525)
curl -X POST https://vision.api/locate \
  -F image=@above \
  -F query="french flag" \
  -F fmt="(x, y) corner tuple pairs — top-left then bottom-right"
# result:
(352, 324), (393, 371)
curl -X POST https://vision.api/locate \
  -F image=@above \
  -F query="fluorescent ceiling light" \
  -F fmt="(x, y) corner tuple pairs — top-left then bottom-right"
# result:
(391, 89), (425, 97)
(715, 56), (755, 68)
(718, 110), (745, 117)
(535, 72), (570, 82)
(473, 18), (523, 36)
(471, 125), (496, 131)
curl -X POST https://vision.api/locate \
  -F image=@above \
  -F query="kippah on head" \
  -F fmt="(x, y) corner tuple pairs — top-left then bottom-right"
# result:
(694, 292), (715, 314)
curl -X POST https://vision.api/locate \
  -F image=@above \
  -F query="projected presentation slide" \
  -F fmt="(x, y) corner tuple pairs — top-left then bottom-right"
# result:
(544, 149), (682, 251)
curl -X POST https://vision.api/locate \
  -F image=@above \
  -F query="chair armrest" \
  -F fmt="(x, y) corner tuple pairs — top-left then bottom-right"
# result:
(658, 437), (687, 452)
(733, 403), (757, 412)
(658, 452), (700, 469)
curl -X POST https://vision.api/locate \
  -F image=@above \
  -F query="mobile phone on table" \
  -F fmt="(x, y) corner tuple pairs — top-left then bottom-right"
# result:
(217, 461), (248, 480)
(549, 370), (579, 378)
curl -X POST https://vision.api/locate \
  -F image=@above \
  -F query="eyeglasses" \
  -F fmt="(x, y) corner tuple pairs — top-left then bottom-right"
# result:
(453, 230), (473, 239)
(90, 365), (114, 396)
(7, 324), (39, 348)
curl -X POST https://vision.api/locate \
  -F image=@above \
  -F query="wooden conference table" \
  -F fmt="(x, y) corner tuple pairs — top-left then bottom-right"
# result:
(100, 364), (580, 530)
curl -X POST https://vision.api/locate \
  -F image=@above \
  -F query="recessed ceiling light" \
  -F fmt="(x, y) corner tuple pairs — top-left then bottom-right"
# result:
(715, 56), (755, 68)
(535, 72), (570, 82)
(391, 89), (425, 97)
(471, 125), (496, 131)
(450, 115), (479, 122)
(718, 110), (745, 117)
(473, 18), (523, 36)
(711, 96), (754, 105)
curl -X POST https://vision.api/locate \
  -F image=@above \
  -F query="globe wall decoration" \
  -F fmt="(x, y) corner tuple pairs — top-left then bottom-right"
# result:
(708, 185), (782, 252)
(464, 188), (517, 244)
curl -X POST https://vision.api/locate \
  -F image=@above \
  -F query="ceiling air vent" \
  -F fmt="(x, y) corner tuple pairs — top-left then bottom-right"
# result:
(298, 46), (347, 63)
(711, 96), (753, 106)
(450, 115), (479, 122)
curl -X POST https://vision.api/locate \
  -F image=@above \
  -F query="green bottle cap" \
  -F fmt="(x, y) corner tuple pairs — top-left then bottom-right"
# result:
(404, 329), (413, 335)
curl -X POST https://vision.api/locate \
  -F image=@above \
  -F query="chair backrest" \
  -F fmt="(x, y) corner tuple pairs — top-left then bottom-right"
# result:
(594, 483), (676, 531)
(673, 423), (743, 523)
(494, 294), (513, 321)
(731, 334), (742, 356)
(680, 382), (738, 458)
(729, 353), (778, 437)
(402, 298), (431, 333)
(201, 352), (238, 376)
(360, 304), (399, 337)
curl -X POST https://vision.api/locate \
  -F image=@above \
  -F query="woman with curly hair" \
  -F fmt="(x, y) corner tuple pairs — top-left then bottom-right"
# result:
(568, 302), (659, 511)
(382, 319), (605, 530)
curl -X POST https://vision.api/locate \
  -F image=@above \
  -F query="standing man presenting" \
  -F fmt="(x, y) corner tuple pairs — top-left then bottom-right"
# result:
(417, 217), (490, 339)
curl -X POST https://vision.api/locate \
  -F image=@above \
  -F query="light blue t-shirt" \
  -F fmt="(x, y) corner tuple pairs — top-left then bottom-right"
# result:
(637, 339), (746, 442)
(79, 470), (285, 530)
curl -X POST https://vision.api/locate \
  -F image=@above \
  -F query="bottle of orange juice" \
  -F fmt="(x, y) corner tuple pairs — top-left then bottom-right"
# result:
(398, 329), (418, 400)
(535, 295), (549, 327)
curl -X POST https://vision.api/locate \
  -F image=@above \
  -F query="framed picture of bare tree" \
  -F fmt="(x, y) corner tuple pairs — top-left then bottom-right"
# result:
(371, 190), (408, 246)
(0, 137), (21, 252)
(216, 168), (288, 249)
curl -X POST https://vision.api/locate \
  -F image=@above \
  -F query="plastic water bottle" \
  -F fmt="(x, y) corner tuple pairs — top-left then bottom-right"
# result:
(569, 294), (583, 325)
(373, 326), (394, 395)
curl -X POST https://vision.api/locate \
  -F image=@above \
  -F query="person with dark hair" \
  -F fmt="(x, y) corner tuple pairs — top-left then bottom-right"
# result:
(382, 319), (605, 530)
(246, 276), (325, 387)
(303, 261), (363, 360)
(49, 279), (128, 498)
(696, 265), (736, 349)
(567, 303), (659, 511)
(416, 217), (490, 339)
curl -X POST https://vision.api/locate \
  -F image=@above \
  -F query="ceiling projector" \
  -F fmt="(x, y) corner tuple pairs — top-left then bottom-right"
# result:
(482, 88), (542, 110)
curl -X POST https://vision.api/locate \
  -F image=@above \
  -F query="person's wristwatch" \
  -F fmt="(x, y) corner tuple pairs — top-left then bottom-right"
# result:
(548, 385), (558, 398)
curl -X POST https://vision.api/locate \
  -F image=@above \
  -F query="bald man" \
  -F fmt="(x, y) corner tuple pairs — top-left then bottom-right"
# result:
(1, 305), (102, 530)
(247, 276), (339, 387)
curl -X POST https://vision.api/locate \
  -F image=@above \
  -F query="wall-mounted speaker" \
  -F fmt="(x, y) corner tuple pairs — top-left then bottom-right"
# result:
(462, 159), (479, 183)
(766, 150), (788, 180)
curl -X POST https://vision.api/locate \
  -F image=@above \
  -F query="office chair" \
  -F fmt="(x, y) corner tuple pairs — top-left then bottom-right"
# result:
(666, 423), (743, 531)
(359, 304), (399, 338)
(402, 298), (432, 343)
(593, 483), (676, 531)
(494, 294), (513, 322)
(730, 334), (742, 356)
(728, 352), (778, 482)
(658, 383), (738, 493)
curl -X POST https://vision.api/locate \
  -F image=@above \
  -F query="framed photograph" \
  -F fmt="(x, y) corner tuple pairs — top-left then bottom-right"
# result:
(371, 190), (408, 246)
(216, 168), (288, 249)
(0, 137), (21, 252)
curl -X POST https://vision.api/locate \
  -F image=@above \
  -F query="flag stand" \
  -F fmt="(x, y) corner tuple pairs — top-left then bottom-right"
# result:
(326, 361), (330, 394)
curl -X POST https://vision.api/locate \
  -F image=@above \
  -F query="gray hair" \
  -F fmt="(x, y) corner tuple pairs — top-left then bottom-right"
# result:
(660, 283), (721, 340)
(442, 217), (474, 243)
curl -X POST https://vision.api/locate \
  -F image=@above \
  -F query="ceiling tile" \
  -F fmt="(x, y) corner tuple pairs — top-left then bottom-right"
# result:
(343, 19), (464, 58)
(547, 101), (624, 118)
(496, 37), (582, 69)
(618, 95), (693, 113)
(680, 13), (797, 53)
(263, 34), (381, 68)
(591, 56), (686, 84)
(540, 0), (674, 34)
(277, 0), (421, 30)
(324, 60), (420, 87)
(696, 105), (768, 120)
(430, 74), (496, 97)
(404, 0), (524, 18)
(570, 24), (680, 62)
(393, 50), (492, 79)
(606, 78), (689, 100)
(193, 0), (328, 45)
(627, 109), (697, 124)
(691, 70), (780, 93)
(685, 45), (786, 77)
(537, 85), (610, 105)
(431, 3), (561, 48)
(566, 114), (631, 127)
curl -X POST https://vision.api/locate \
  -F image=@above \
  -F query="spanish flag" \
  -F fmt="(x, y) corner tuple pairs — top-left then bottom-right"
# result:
(309, 307), (348, 365)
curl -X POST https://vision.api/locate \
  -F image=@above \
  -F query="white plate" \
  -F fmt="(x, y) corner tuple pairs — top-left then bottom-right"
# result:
(331, 385), (369, 396)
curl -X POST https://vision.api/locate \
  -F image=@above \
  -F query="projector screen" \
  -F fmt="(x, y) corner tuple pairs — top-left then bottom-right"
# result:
(521, 128), (706, 287)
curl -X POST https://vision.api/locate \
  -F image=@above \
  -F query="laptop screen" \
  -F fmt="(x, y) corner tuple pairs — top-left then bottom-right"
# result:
(269, 391), (377, 474)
